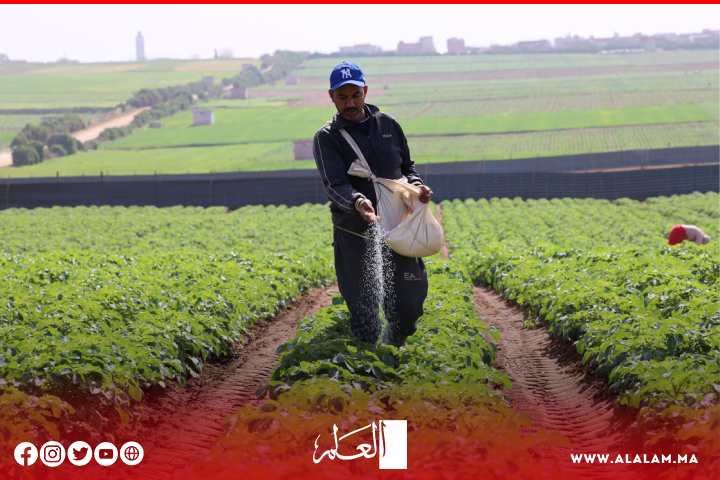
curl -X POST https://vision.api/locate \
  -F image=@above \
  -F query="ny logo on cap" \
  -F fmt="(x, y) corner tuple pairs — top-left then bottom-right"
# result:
(341, 68), (352, 79)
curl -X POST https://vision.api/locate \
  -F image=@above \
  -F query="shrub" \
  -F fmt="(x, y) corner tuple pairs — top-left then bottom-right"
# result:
(11, 146), (41, 166)
(47, 133), (78, 155)
(28, 141), (45, 161)
(49, 144), (68, 157)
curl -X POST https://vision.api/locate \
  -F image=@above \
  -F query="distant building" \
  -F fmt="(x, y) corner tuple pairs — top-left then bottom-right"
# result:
(242, 63), (254, 72)
(149, 122), (163, 128)
(397, 41), (423, 54)
(397, 36), (435, 54)
(193, 109), (214, 126)
(512, 39), (552, 51)
(447, 38), (467, 54)
(231, 86), (249, 99)
(202, 76), (215, 88)
(419, 36), (435, 53)
(136, 32), (145, 61)
(285, 75), (300, 85)
(338, 44), (382, 55)
(293, 140), (314, 160)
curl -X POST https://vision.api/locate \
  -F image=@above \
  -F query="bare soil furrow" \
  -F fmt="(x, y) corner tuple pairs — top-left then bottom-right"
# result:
(474, 285), (639, 478)
(72, 284), (337, 480)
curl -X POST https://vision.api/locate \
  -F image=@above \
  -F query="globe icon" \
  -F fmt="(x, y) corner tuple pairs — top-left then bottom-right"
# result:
(124, 446), (139, 462)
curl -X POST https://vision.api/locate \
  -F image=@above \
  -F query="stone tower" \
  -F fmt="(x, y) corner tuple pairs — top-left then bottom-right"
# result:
(136, 32), (145, 61)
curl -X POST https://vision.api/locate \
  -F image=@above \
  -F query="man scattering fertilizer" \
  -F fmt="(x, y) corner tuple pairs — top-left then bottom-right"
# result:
(313, 62), (433, 347)
(668, 224), (711, 246)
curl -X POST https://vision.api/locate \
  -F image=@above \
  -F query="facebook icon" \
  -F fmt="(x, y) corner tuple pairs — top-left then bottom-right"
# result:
(14, 442), (38, 466)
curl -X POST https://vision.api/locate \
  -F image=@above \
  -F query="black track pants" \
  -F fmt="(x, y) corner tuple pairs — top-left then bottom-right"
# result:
(333, 226), (429, 344)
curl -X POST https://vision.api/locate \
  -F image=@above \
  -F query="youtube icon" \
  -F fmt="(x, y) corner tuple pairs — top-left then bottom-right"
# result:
(94, 442), (117, 466)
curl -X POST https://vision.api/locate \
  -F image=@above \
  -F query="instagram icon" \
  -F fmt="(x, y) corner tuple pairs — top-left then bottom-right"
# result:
(40, 441), (65, 467)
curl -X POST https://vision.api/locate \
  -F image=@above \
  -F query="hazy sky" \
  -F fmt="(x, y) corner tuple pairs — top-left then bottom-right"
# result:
(1, 4), (719, 63)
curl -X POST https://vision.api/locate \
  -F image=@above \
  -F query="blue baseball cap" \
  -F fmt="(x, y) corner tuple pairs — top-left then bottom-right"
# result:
(329, 62), (365, 91)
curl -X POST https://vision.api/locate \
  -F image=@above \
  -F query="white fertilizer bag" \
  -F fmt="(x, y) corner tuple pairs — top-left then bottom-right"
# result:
(339, 129), (443, 258)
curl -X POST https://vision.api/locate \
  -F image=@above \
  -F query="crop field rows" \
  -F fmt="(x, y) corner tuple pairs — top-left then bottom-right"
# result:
(6, 122), (718, 178)
(373, 70), (719, 105)
(407, 121), (720, 162)
(89, 104), (715, 151)
(0, 205), (334, 432)
(384, 90), (719, 118)
(296, 50), (719, 77)
(1, 51), (718, 181)
(0, 193), (718, 478)
(442, 193), (718, 404)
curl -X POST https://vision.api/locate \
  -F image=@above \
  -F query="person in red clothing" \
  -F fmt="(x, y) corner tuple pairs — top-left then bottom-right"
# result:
(668, 225), (711, 246)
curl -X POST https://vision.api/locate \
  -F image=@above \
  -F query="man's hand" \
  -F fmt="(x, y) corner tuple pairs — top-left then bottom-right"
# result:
(418, 185), (433, 204)
(358, 199), (381, 223)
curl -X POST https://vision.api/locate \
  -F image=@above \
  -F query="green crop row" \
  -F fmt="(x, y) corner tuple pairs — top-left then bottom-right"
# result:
(178, 261), (577, 479)
(0, 204), (334, 428)
(441, 192), (719, 408)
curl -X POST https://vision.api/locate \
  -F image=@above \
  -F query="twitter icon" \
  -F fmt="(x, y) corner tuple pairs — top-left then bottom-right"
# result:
(68, 441), (92, 466)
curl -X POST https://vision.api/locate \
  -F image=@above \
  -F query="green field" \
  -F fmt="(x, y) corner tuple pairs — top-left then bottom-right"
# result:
(99, 103), (716, 150)
(1, 194), (716, 477)
(373, 70), (720, 104)
(399, 103), (718, 136)
(0, 59), (259, 110)
(0, 112), (97, 129)
(443, 192), (719, 410)
(0, 130), (16, 148)
(102, 107), (332, 149)
(383, 90), (719, 118)
(6, 122), (718, 178)
(296, 50), (719, 77)
(1, 51), (718, 177)
(6, 143), (311, 177)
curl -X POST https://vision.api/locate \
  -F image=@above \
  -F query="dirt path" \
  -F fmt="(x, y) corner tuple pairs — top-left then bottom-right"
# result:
(78, 284), (338, 480)
(0, 107), (151, 169)
(473, 286), (636, 478)
(0, 148), (10, 168)
(72, 106), (151, 143)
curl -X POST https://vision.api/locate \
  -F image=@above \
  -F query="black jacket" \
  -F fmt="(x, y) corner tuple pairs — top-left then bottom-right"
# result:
(313, 103), (424, 235)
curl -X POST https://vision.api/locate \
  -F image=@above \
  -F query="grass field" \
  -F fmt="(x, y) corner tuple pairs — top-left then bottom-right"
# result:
(373, 70), (719, 104)
(99, 103), (717, 150)
(383, 90), (719, 118)
(0, 112), (97, 129)
(4, 143), (312, 177)
(296, 50), (719, 77)
(102, 107), (332, 149)
(5, 122), (717, 178)
(398, 103), (718, 136)
(0, 59), (260, 110)
(1, 51), (718, 177)
(0, 130), (17, 148)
